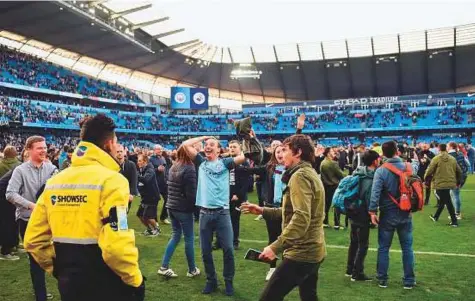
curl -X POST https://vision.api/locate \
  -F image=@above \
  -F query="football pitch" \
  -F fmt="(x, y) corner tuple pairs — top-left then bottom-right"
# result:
(1, 176), (475, 301)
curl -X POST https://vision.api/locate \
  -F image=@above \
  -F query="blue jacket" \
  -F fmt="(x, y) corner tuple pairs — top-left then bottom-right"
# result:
(468, 147), (475, 162)
(369, 157), (419, 214)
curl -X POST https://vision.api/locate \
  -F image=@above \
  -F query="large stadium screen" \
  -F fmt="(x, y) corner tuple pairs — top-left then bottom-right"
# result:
(170, 87), (209, 110)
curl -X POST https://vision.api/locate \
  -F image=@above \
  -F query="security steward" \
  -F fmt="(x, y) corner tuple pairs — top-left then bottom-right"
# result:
(24, 114), (145, 301)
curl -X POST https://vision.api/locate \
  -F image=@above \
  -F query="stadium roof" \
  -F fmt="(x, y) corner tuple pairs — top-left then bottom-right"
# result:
(102, 0), (475, 63)
(1, 1), (475, 103)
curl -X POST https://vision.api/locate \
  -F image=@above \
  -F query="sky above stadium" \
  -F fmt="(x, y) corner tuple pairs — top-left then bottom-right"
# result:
(107, 0), (475, 47)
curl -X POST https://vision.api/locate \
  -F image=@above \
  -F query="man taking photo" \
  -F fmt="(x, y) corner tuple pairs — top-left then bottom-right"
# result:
(241, 134), (326, 301)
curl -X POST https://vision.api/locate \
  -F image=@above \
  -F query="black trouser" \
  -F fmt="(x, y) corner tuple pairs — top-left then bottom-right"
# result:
(0, 201), (19, 255)
(19, 220), (48, 301)
(260, 258), (321, 301)
(230, 201), (242, 245)
(265, 216), (282, 268)
(323, 184), (340, 226)
(159, 186), (168, 221)
(346, 223), (370, 276)
(256, 181), (265, 207)
(424, 182), (431, 205)
(434, 189), (457, 224)
(53, 243), (141, 301)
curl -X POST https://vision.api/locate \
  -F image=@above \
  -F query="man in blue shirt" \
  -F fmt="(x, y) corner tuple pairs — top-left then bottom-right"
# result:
(182, 136), (246, 297)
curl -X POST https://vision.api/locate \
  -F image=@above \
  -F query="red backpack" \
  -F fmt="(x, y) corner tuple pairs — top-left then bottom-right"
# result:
(381, 162), (424, 212)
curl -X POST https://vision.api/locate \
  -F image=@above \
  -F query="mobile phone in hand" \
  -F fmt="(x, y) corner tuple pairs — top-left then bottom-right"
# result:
(244, 248), (278, 264)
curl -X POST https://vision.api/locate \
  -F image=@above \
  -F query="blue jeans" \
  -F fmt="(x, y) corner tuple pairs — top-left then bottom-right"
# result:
(450, 188), (461, 214)
(161, 210), (196, 272)
(377, 211), (415, 286)
(199, 208), (234, 283)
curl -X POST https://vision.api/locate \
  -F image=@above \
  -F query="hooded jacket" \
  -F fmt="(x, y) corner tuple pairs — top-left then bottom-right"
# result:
(351, 166), (375, 226)
(0, 157), (20, 178)
(424, 151), (462, 190)
(24, 141), (143, 289)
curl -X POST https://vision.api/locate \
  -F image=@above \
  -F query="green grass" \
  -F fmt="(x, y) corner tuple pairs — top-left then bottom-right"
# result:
(1, 176), (475, 300)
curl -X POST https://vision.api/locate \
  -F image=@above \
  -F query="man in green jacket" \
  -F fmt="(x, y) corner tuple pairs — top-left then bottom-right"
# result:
(425, 143), (462, 227)
(320, 147), (345, 229)
(241, 134), (326, 301)
(0, 146), (20, 178)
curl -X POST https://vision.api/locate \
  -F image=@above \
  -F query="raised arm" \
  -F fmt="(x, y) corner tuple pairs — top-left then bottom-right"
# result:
(295, 113), (305, 134)
(181, 136), (212, 160)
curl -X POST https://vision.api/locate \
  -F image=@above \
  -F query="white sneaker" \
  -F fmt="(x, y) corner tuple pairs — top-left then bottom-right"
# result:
(161, 219), (171, 225)
(265, 268), (276, 281)
(255, 215), (263, 221)
(0, 254), (20, 261)
(158, 268), (178, 278)
(144, 228), (160, 237)
(187, 267), (201, 278)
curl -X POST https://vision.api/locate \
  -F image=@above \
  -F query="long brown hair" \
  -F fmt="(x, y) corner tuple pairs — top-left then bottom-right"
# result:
(266, 145), (283, 173)
(175, 146), (193, 165)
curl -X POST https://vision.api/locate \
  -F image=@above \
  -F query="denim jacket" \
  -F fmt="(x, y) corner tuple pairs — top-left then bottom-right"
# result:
(369, 157), (419, 215)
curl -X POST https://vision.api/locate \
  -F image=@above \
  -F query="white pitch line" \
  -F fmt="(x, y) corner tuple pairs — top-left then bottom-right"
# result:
(239, 239), (475, 258)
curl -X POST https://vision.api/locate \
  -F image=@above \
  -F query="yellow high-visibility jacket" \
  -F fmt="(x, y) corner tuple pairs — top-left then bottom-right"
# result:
(24, 141), (143, 287)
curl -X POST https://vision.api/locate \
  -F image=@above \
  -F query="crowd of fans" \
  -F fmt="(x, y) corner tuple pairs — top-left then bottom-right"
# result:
(2, 43), (475, 301)
(0, 46), (142, 103)
(0, 113), (474, 301)
(1, 92), (474, 135)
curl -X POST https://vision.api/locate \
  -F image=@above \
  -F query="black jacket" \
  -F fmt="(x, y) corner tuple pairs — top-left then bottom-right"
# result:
(313, 155), (325, 174)
(230, 160), (250, 204)
(137, 163), (161, 205)
(120, 160), (139, 196)
(166, 163), (197, 213)
(338, 151), (348, 169)
(417, 157), (432, 181)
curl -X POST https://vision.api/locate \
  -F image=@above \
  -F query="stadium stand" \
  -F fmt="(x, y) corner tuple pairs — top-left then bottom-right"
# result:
(0, 46), (143, 104)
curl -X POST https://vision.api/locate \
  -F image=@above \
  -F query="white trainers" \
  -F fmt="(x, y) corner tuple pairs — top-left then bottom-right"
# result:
(161, 219), (171, 225)
(265, 268), (276, 281)
(448, 214), (462, 220)
(158, 268), (178, 278)
(144, 228), (160, 237)
(255, 215), (263, 221)
(187, 267), (201, 278)
(0, 254), (20, 261)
